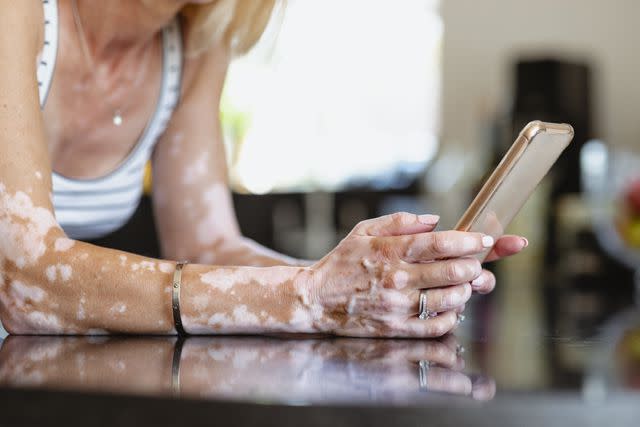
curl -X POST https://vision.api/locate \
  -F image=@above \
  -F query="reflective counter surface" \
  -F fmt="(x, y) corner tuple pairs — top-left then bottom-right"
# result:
(0, 307), (639, 426)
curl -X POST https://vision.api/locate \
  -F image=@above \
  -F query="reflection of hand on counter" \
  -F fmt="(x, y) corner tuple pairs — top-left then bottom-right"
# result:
(0, 336), (494, 402)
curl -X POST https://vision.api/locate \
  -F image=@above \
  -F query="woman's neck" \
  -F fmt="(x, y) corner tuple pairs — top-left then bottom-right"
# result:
(72, 0), (184, 62)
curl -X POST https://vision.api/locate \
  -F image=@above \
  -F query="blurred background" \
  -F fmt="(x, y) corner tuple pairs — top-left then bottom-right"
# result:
(94, 0), (640, 395)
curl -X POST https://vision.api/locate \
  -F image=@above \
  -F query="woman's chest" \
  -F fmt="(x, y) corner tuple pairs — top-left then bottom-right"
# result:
(40, 4), (187, 180)
(42, 47), (163, 179)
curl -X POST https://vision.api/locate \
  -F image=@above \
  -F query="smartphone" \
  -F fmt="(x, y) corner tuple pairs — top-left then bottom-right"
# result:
(455, 120), (574, 261)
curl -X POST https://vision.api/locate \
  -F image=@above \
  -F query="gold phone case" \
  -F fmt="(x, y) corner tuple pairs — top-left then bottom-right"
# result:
(455, 121), (574, 260)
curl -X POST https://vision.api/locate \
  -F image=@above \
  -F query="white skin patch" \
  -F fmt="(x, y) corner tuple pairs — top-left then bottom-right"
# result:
(109, 303), (127, 315)
(290, 307), (314, 330)
(119, 255), (127, 266)
(158, 262), (173, 274)
(232, 305), (260, 325)
(25, 311), (63, 333)
(45, 264), (72, 282)
(182, 155), (208, 185)
(77, 297), (86, 320)
(200, 269), (238, 292)
(192, 294), (211, 311)
(10, 280), (45, 309)
(35, 171), (43, 180)
(54, 237), (75, 252)
(0, 184), (59, 268)
(393, 270), (409, 289)
(207, 312), (228, 326)
(130, 261), (155, 272)
(58, 264), (72, 282)
(195, 184), (227, 245)
(45, 265), (57, 282)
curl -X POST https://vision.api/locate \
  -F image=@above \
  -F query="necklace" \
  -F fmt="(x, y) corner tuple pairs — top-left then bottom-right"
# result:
(70, 0), (152, 127)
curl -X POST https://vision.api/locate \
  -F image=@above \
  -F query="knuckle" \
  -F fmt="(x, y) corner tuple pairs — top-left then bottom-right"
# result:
(469, 259), (482, 277)
(351, 221), (366, 235)
(443, 262), (463, 283)
(430, 320), (449, 337)
(431, 232), (453, 256)
(390, 212), (408, 224)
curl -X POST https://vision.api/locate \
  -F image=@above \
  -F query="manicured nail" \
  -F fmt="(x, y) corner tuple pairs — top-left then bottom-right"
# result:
(482, 235), (494, 248)
(471, 275), (485, 289)
(521, 237), (529, 248)
(418, 214), (440, 225)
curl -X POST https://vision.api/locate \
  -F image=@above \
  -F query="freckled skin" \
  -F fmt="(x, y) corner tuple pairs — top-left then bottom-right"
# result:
(0, 3), (526, 337)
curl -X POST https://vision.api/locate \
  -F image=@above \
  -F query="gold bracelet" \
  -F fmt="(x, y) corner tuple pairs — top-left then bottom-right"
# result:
(172, 261), (189, 335)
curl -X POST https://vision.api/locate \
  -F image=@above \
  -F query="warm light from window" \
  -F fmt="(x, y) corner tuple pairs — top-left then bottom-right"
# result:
(221, 0), (442, 194)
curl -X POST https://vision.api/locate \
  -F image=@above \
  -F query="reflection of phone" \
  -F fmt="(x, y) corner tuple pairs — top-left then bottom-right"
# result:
(455, 121), (574, 261)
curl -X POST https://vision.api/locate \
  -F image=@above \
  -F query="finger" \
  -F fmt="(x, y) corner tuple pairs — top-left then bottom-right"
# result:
(398, 258), (482, 289)
(453, 304), (466, 314)
(424, 367), (473, 395)
(484, 235), (528, 262)
(392, 231), (494, 262)
(438, 334), (465, 371)
(471, 376), (497, 401)
(406, 341), (459, 369)
(398, 311), (458, 338)
(352, 212), (440, 237)
(407, 283), (473, 314)
(470, 269), (496, 294)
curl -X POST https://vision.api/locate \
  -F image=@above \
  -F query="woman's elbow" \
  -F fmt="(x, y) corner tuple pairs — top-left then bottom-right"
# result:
(0, 230), (74, 335)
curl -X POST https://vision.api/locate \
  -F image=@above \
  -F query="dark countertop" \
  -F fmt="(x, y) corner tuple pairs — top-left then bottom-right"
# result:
(1, 306), (639, 427)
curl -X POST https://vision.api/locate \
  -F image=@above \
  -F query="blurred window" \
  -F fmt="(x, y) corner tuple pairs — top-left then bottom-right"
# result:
(221, 0), (442, 194)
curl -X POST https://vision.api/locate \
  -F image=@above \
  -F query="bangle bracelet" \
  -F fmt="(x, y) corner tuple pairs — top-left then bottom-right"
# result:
(172, 261), (189, 335)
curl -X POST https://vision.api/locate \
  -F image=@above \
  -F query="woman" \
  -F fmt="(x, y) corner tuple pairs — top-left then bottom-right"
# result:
(0, 0), (526, 336)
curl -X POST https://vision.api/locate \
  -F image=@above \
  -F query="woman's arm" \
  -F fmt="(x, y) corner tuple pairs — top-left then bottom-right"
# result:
(150, 38), (307, 267)
(0, 2), (308, 335)
(0, 3), (518, 337)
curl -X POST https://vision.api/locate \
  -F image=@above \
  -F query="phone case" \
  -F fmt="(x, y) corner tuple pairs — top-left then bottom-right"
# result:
(455, 121), (574, 260)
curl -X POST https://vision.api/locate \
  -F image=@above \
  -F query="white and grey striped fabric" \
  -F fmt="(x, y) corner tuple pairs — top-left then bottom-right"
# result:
(38, 0), (183, 239)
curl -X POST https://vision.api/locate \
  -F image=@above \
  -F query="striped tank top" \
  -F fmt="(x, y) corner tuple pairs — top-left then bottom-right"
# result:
(38, 0), (183, 239)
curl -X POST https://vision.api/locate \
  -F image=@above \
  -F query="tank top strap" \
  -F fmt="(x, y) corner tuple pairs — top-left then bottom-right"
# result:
(38, 0), (59, 108)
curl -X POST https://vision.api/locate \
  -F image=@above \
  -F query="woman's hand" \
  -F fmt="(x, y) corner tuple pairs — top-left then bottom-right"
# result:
(304, 212), (498, 338)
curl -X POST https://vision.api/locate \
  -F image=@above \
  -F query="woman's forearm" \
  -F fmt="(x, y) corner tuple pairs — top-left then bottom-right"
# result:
(1, 234), (316, 335)
(181, 262), (317, 334)
(196, 236), (313, 268)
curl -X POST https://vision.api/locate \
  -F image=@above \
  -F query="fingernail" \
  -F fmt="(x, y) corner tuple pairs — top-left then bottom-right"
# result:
(471, 275), (485, 289)
(521, 237), (529, 248)
(418, 214), (440, 225)
(482, 235), (494, 248)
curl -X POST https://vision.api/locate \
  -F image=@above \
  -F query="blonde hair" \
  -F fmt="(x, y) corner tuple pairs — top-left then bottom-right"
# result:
(181, 0), (278, 57)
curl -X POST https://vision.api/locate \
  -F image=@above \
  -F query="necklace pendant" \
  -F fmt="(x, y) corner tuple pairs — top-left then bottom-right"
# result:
(113, 111), (123, 126)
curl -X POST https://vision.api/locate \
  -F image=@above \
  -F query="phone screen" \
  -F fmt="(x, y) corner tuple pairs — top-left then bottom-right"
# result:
(456, 123), (573, 260)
